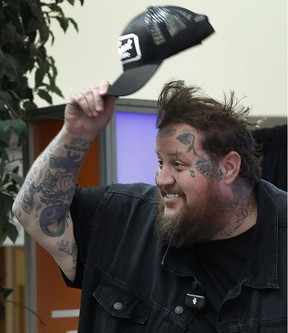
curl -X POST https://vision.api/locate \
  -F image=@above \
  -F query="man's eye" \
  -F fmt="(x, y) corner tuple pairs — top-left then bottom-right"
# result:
(157, 159), (163, 168)
(174, 161), (185, 170)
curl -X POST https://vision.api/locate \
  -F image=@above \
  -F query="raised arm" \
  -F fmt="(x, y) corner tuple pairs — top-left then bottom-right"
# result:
(12, 82), (116, 281)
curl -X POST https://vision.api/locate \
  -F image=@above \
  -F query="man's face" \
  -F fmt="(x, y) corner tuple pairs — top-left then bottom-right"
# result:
(154, 123), (227, 247)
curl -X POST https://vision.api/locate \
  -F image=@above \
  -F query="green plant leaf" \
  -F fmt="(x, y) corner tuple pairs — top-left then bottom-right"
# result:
(0, 286), (14, 299)
(3, 0), (21, 11)
(26, 17), (41, 34)
(55, 16), (69, 32)
(22, 100), (38, 111)
(29, 43), (38, 58)
(29, 0), (43, 22)
(68, 17), (79, 32)
(10, 118), (27, 138)
(0, 49), (4, 62)
(0, 221), (7, 241)
(6, 222), (18, 243)
(0, 120), (10, 141)
(38, 89), (53, 104)
(49, 3), (65, 17)
(39, 22), (50, 44)
(0, 120), (10, 137)
(2, 54), (18, 80)
(51, 85), (64, 98)
(1, 23), (17, 45)
(0, 91), (13, 105)
(0, 231), (7, 247)
(35, 61), (49, 88)
(0, 193), (14, 216)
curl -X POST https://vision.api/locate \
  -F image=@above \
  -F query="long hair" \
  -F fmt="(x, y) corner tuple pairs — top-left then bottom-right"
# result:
(156, 80), (262, 186)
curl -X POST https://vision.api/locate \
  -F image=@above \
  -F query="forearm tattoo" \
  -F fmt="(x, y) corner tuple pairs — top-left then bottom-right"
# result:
(18, 135), (91, 237)
(40, 206), (69, 237)
(56, 239), (78, 269)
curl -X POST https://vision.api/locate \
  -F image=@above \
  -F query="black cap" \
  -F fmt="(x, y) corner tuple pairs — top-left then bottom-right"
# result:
(108, 5), (215, 96)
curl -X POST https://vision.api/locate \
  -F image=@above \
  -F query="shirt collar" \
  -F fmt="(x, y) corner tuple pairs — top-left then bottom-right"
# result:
(242, 180), (279, 289)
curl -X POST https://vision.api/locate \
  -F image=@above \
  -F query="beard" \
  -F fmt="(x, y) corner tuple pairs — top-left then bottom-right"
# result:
(154, 180), (227, 248)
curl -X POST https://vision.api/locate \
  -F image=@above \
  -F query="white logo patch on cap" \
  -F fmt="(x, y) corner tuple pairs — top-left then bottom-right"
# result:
(118, 33), (142, 64)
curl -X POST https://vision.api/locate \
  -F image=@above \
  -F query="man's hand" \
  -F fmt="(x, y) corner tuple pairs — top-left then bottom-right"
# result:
(64, 81), (116, 140)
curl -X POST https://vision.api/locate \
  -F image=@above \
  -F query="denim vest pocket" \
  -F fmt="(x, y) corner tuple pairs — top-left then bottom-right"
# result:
(93, 279), (151, 325)
(92, 278), (199, 333)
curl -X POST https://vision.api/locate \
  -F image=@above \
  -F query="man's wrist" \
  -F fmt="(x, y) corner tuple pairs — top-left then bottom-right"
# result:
(61, 126), (95, 146)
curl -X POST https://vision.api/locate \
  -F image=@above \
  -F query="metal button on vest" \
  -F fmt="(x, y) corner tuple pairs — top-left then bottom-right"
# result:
(113, 302), (123, 310)
(174, 305), (184, 315)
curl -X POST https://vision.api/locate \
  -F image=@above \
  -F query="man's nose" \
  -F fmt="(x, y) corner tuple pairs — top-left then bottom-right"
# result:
(155, 166), (176, 186)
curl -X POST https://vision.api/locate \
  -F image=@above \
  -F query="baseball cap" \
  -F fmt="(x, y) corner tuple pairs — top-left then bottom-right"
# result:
(108, 5), (214, 96)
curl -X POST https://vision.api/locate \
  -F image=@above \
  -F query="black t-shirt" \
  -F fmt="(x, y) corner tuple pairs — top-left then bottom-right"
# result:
(191, 226), (255, 331)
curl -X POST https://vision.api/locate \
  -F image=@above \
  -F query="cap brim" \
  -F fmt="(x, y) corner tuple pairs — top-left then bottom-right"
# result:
(108, 62), (161, 97)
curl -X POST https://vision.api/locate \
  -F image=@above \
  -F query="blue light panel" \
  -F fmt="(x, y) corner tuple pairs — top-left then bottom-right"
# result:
(115, 111), (158, 184)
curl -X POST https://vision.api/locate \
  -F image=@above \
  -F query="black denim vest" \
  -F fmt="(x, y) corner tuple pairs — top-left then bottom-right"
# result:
(67, 180), (287, 332)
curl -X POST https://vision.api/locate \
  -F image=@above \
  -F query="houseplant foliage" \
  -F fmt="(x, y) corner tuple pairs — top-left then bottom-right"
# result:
(0, 0), (84, 246)
(0, 275), (13, 320)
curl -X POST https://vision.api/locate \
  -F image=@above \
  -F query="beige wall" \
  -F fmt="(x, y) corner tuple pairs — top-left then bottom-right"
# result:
(41, 0), (286, 117)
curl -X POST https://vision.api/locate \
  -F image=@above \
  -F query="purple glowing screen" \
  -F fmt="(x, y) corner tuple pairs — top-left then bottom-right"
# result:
(115, 111), (158, 184)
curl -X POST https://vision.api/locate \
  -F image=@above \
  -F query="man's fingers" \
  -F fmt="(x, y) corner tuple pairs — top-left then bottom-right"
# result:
(98, 81), (111, 95)
(67, 82), (114, 118)
(91, 86), (104, 113)
(68, 88), (97, 117)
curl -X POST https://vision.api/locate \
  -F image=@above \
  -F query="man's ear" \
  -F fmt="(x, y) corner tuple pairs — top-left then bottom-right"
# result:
(221, 151), (241, 184)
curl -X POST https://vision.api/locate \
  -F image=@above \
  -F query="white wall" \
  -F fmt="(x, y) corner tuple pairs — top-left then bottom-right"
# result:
(43, 0), (287, 117)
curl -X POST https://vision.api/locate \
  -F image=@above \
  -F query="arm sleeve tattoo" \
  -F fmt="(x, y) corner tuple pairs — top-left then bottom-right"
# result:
(18, 134), (91, 238)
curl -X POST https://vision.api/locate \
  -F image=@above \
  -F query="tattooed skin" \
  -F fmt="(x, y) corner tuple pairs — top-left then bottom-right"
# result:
(36, 152), (79, 236)
(56, 239), (77, 268)
(17, 134), (91, 238)
(176, 131), (224, 181)
(64, 137), (91, 152)
(216, 169), (224, 181)
(157, 127), (176, 139)
(21, 182), (37, 214)
(176, 131), (213, 178)
(40, 205), (69, 237)
(221, 194), (256, 238)
(195, 157), (213, 177)
(189, 169), (196, 178)
(233, 198), (249, 221)
(50, 152), (82, 170)
(37, 169), (76, 205)
(177, 132), (196, 155)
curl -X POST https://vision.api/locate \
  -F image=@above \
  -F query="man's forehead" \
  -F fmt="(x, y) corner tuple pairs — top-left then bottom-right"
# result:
(157, 124), (197, 139)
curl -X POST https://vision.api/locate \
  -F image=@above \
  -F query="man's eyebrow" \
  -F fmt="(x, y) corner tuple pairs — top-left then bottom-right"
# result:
(155, 150), (182, 158)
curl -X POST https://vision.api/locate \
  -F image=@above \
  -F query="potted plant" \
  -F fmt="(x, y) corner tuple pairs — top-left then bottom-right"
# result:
(0, 0), (84, 245)
(0, 1), (84, 328)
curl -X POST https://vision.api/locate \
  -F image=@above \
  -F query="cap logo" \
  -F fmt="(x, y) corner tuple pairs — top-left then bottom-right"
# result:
(118, 33), (142, 65)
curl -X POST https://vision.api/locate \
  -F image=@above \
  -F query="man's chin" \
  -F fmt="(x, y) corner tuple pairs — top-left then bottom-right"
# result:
(154, 210), (208, 248)
(163, 207), (180, 219)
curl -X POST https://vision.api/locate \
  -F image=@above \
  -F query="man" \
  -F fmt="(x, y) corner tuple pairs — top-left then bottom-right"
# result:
(13, 80), (287, 332)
